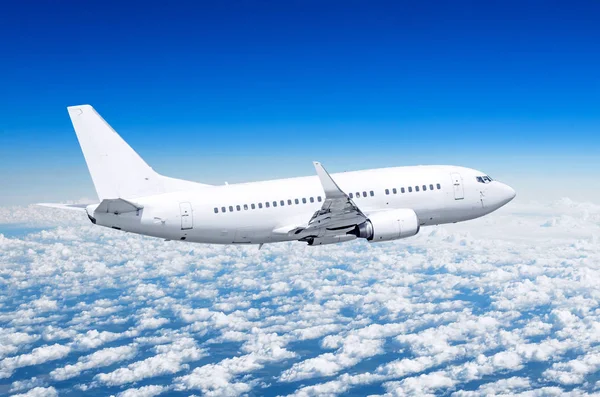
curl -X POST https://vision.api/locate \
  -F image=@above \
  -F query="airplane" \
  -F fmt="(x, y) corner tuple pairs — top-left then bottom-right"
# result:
(40, 105), (516, 246)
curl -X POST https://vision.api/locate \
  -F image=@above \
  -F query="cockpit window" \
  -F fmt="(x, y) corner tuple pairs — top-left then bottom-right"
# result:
(476, 175), (493, 184)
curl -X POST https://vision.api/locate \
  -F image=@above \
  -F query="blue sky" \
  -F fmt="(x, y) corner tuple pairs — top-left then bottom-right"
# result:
(1, 1), (599, 205)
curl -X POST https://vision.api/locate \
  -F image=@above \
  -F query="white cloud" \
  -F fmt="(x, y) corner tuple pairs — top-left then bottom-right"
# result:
(50, 344), (138, 381)
(174, 355), (261, 397)
(10, 386), (58, 397)
(9, 377), (46, 393)
(453, 376), (531, 396)
(117, 385), (167, 397)
(543, 349), (600, 385)
(94, 337), (204, 386)
(0, 344), (70, 379)
(280, 334), (384, 382)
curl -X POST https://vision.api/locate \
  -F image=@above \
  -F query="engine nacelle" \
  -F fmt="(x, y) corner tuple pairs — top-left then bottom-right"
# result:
(351, 209), (420, 242)
(306, 234), (357, 246)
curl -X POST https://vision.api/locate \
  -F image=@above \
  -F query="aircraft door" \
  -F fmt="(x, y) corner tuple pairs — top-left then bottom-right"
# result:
(451, 173), (464, 200)
(180, 202), (193, 230)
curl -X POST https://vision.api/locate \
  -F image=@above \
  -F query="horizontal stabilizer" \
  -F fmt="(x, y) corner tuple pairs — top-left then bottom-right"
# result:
(37, 203), (90, 212)
(95, 198), (143, 215)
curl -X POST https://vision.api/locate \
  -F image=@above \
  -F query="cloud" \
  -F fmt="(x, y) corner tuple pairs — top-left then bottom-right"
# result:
(117, 385), (167, 397)
(94, 337), (204, 386)
(50, 344), (138, 381)
(10, 386), (58, 397)
(174, 355), (261, 397)
(9, 377), (46, 393)
(453, 376), (531, 396)
(280, 334), (384, 381)
(0, 331), (40, 359)
(543, 349), (600, 385)
(0, 344), (70, 379)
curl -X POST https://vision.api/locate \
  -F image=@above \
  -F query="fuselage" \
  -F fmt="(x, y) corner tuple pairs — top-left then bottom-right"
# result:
(89, 164), (516, 245)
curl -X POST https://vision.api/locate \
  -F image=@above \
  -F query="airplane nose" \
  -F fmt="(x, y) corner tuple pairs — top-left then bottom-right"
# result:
(499, 183), (516, 205)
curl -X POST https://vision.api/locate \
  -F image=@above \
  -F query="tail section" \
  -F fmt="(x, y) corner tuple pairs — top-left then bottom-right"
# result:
(67, 105), (209, 200)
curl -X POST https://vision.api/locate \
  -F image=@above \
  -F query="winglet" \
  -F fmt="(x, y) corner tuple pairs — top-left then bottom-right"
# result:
(313, 161), (346, 199)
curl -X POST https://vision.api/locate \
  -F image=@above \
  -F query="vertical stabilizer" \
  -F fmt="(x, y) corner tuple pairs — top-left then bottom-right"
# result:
(67, 105), (207, 200)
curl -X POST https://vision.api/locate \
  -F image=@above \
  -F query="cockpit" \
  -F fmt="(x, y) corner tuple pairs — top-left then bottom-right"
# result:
(476, 175), (493, 184)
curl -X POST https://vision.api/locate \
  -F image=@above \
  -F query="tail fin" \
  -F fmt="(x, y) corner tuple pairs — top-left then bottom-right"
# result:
(68, 105), (209, 200)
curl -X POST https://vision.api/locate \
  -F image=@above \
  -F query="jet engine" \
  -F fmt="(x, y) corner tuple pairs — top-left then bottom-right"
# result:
(349, 209), (420, 242)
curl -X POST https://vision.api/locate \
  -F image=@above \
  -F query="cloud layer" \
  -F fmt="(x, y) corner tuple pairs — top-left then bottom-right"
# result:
(0, 199), (599, 396)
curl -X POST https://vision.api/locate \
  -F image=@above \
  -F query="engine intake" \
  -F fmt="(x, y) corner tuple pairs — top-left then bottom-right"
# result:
(350, 209), (420, 242)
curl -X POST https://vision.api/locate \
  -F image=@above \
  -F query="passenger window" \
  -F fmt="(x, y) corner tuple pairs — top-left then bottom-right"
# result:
(214, 207), (218, 213)
(393, 188), (397, 194)
(229, 206), (234, 212)
(362, 191), (367, 197)
(258, 203), (263, 209)
(415, 186), (419, 192)
(385, 189), (389, 195)
(310, 197), (314, 203)
(295, 199), (299, 204)
(251, 204), (255, 209)
(317, 196), (322, 202)
(221, 207), (226, 213)
(370, 191), (374, 197)
(401, 187), (405, 193)
(302, 198), (307, 204)
(437, 183), (441, 189)
(356, 192), (360, 198)
(423, 185), (427, 191)
(349, 193), (353, 198)
(272, 201), (277, 207)
(236, 205), (241, 211)
(430, 184), (434, 190)
(288, 199), (292, 205)
(280, 200), (285, 206)
(408, 187), (412, 192)
(244, 204), (248, 210)
(266, 202), (270, 208)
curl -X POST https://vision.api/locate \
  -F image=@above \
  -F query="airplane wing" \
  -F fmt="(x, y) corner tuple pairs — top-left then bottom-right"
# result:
(275, 162), (368, 239)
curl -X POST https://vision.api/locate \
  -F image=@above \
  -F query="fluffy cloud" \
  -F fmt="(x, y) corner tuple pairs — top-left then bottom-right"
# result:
(117, 385), (167, 397)
(280, 334), (384, 381)
(543, 349), (600, 385)
(94, 337), (204, 386)
(0, 344), (70, 379)
(50, 344), (138, 380)
(10, 386), (58, 397)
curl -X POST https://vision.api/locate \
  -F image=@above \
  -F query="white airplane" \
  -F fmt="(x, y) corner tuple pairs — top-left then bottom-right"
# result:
(40, 105), (516, 246)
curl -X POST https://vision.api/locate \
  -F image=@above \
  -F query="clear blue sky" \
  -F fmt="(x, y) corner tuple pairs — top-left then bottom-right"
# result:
(1, 1), (599, 205)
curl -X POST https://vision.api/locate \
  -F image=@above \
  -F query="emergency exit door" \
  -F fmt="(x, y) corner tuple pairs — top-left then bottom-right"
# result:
(451, 173), (464, 200)
(180, 202), (193, 230)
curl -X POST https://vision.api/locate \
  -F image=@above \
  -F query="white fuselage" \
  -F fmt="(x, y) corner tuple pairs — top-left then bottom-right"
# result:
(89, 165), (516, 245)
